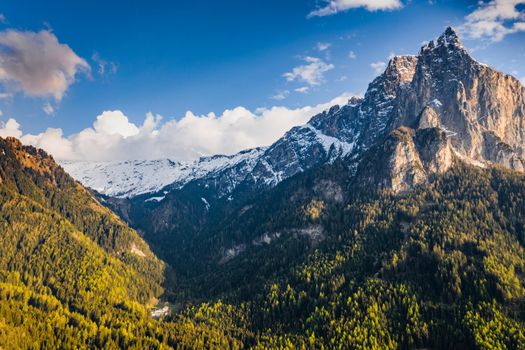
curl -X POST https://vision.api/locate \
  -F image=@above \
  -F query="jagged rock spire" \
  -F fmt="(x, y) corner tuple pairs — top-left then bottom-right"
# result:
(420, 26), (465, 56)
(437, 26), (462, 48)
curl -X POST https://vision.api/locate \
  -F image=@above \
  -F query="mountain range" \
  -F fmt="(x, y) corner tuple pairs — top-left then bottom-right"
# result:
(63, 28), (525, 200)
(2, 27), (525, 349)
(61, 27), (525, 270)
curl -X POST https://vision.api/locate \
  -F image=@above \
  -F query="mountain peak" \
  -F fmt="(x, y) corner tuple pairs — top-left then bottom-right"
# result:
(384, 55), (419, 84)
(420, 26), (465, 56)
(438, 26), (461, 47)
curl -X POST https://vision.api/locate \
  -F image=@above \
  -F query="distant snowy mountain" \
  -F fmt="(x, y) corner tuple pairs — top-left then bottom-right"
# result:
(61, 148), (265, 198)
(61, 108), (358, 199)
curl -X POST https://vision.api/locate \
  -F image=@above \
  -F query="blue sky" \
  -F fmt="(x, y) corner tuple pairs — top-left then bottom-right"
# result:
(0, 0), (524, 161)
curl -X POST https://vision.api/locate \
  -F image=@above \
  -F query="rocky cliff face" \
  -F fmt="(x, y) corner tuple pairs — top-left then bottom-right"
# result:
(354, 127), (454, 193)
(315, 27), (525, 192)
(255, 28), (525, 194)
(394, 27), (525, 171)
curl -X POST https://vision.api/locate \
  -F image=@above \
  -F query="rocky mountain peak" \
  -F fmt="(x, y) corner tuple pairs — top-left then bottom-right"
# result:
(384, 55), (419, 84)
(421, 26), (465, 55)
(346, 26), (525, 192)
(416, 27), (473, 86)
(437, 26), (462, 48)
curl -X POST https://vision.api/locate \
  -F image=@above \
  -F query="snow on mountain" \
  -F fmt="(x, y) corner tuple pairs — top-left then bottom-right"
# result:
(60, 108), (359, 199)
(60, 148), (265, 198)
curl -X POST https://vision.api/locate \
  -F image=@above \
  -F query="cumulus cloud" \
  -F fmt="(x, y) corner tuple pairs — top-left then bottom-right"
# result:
(309, 0), (403, 17)
(461, 0), (525, 42)
(21, 128), (73, 160)
(1, 93), (353, 162)
(283, 56), (334, 86)
(92, 110), (140, 137)
(348, 50), (357, 59)
(0, 29), (89, 101)
(0, 118), (22, 138)
(371, 61), (386, 74)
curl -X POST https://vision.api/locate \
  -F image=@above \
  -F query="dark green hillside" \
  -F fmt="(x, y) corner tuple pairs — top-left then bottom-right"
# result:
(0, 137), (164, 293)
(162, 162), (525, 349)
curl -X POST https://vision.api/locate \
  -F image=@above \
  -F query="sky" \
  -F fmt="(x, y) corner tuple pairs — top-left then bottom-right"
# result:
(0, 0), (524, 161)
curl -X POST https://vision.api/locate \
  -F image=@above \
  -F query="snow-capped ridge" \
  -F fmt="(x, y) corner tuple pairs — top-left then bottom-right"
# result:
(61, 147), (266, 198)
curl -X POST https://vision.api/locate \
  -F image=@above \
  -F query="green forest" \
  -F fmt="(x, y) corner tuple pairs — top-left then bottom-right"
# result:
(1, 136), (525, 349)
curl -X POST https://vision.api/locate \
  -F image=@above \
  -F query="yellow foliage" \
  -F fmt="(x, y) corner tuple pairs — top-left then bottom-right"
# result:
(305, 199), (325, 220)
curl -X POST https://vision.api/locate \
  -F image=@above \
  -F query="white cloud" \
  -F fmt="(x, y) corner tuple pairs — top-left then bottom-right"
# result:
(93, 110), (140, 138)
(317, 42), (332, 51)
(21, 128), (73, 160)
(2, 94), (353, 162)
(337, 75), (348, 82)
(0, 29), (89, 101)
(348, 50), (357, 59)
(271, 90), (290, 100)
(283, 56), (334, 86)
(92, 52), (118, 75)
(461, 0), (525, 42)
(309, 0), (403, 17)
(43, 102), (54, 115)
(0, 118), (22, 138)
(370, 61), (387, 74)
(295, 86), (310, 93)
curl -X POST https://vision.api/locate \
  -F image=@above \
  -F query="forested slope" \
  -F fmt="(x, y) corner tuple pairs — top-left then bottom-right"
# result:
(2, 136), (525, 349)
(0, 137), (172, 348)
(164, 162), (525, 349)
